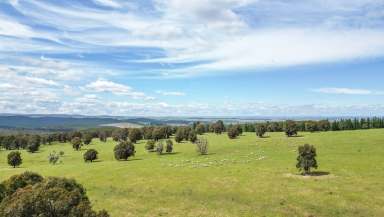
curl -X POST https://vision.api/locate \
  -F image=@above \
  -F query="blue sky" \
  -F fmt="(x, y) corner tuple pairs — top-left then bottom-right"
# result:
(0, 0), (384, 116)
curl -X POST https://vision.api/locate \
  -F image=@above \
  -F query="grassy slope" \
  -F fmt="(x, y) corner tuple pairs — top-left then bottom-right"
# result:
(0, 130), (383, 217)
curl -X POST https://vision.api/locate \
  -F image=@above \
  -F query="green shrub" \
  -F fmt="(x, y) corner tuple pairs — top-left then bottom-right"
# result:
(7, 151), (22, 168)
(145, 140), (155, 152)
(71, 137), (82, 151)
(165, 139), (173, 153)
(83, 149), (98, 162)
(48, 151), (60, 165)
(296, 144), (318, 175)
(255, 124), (267, 138)
(114, 141), (135, 161)
(195, 138), (208, 155)
(0, 172), (109, 217)
(156, 140), (164, 155)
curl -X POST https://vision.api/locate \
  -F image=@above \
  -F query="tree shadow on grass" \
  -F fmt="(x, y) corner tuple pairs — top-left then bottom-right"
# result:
(288, 135), (304, 138)
(307, 171), (330, 176)
(164, 152), (179, 155)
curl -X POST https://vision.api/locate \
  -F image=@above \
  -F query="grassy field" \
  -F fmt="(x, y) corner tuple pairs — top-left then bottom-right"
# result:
(1, 129), (384, 217)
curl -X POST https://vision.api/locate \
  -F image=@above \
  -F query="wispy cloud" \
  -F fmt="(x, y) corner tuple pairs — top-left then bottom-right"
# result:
(156, 90), (186, 96)
(312, 87), (384, 95)
(85, 79), (155, 100)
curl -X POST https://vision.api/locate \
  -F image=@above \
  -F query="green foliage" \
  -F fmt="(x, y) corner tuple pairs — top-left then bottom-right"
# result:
(188, 130), (197, 143)
(26, 135), (41, 153)
(114, 141), (135, 161)
(83, 133), (93, 145)
(0, 171), (43, 199)
(284, 120), (298, 137)
(0, 172), (109, 217)
(227, 126), (239, 139)
(48, 151), (61, 165)
(296, 144), (318, 175)
(156, 140), (164, 155)
(84, 149), (98, 162)
(7, 151), (22, 168)
(128, 128), (142, 143)
(195, 138), (208, 155)
(165, 139), (173, 153)
(255, 124), (267, 138)
(145, 140), (155, 152)
(71, 137), (82, 151)
(195, 124), (206, 135)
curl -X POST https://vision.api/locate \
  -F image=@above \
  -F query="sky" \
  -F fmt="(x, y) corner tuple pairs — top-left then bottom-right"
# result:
(0, 0), (384, 116)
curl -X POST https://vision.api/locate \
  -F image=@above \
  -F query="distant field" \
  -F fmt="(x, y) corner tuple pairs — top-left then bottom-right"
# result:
(1, 130), (383, 217)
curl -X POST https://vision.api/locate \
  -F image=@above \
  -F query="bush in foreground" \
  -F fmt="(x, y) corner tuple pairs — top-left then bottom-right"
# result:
(84, 149), (98, 162)
(0, 172), (109, 217)
(195, 138), (208, 155)
(7, 151), (22, 168)
(114, 141), (135, 160)
(296, 144), (318, 175)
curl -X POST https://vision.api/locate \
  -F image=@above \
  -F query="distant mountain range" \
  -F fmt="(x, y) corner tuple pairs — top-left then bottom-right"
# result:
(0, 114), (356, 131)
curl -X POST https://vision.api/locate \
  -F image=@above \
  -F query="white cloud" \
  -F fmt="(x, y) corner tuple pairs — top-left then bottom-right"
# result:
(85, 79), (154, 100)
(93, 0), (121, 8)
(312, 87), (384, 95)
(156, 90), (186, 96)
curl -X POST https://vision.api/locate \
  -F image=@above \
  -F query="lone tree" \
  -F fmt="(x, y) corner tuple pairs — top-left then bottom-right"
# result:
(0, 172), (109, 217)
(83, 149), (98, 162)
(71, 137), (82, 151)
(114, 141), (135, 161)
(285, 120), (298, 137)
(296, 144), (318, 175)
(255, 124), (267, 138)
(227, 126), (239, 139)
(7, 151), (22, 168)
(165, 139), (173, 153)
(195, 138), (208, 155)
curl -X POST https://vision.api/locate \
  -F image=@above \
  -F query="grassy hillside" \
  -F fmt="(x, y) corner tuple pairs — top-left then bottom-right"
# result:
(1, 130), (383, 217)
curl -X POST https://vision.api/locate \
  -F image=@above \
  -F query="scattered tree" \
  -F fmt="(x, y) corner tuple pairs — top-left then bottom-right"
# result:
(83, 133), (93, 145)
(84, 149), (98, 162)
(195, 138), (208, 155)
(7, 151), (22, 168)
(48, 151), (60, 165)
(114, 141), (135, 161)
(165, 139), (173, 153)
(156, 140), (164, 155)
(296, 144), (318, 175)
(227, 126), (239, 139)
(128, 128), (142, 143)
(255, 124), (267, 138)
(188, 130), (198, 143)
(71, 137), (82, 151)
(195, 124), (206, 135)
(145, 140), (155, 152)
(285, 120), (298, 137)
(26, 135), (40, 153)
